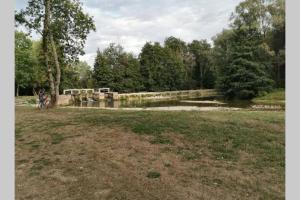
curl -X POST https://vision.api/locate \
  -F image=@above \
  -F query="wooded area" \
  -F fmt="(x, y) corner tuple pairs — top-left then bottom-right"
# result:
(15, 0), (285, 102)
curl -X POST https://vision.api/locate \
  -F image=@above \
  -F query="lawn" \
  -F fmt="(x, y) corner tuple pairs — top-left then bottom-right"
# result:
(15, 106), (285, 200)
(252, 89), (285, 105)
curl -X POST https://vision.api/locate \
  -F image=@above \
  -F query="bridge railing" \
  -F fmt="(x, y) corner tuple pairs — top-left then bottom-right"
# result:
(63, 89), (95, 95)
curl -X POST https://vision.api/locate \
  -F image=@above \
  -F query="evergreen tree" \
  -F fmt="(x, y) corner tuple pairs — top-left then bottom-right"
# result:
(93, 49), (113, 88)
(218, 0), (274, 99)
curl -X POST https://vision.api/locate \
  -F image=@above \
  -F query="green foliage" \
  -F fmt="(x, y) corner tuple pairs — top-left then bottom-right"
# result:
(93, 44), (143, 92)
(76, 61), (93, 88)
(15, 31), (35, 95)
(14, 0), (284, 97)
(30, 40), (48, 89)
(93, 49), (113, 88)
(15, 32), (94, 94)
(214, 0), (282, 99)
(139, 37), (214, 92)
(139, 42), (165, 91)
(61, 61), (93, 90)
(16, 0), (96, 62)
(188, 40), (215, 89)
(16, 0), (96, 103)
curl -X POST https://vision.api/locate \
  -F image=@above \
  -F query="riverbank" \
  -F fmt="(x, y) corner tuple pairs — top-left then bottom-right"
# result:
(252, 89), (285, 105)
(16, 106), (284, 199)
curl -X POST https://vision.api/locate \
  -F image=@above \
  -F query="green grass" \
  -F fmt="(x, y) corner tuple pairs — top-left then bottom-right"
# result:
(146, 171), (161, 178)
(15, 96), (37, 105)
(253, 89), (285, 105)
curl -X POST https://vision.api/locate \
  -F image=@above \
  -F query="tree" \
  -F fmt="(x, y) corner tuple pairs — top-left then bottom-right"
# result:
(212, 29), (235, 90)
(16, 0), (95, 106)
(93, 44), (142, 92)
(139, 38), (190, 92)
(117, 53), (143, 92)
(75, 61), (93, 88)
(139, 42), (165, 91)
(15, 31), (34, 96)
(229, 0), (285, 88)
(267, 0), (285, 87)
(216, 0), (274, 99)
(188, 40), (215, 89)
(164, 37), (190, 90)
(93, 49), (113, 89)
(60, 64), (80, 90)
(31, 40), (48, 93)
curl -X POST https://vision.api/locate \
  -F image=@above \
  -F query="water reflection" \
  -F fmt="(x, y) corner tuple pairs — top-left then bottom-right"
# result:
(71, 97), (284, 111)
(73, 97), (247, 108)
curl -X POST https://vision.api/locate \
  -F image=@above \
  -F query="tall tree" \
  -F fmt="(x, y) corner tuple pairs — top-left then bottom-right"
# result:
(267, 0), (285, 87)
(93, 44), (142, 92)
(93, 49), (113, 89)
(217, 0), (273, 99)
(31, 40), (48, 93)
(164, 37), (190, 90)
(139, 42), (166, 91)
(188, 40), (215, 89)
(16, 0), (95, 106)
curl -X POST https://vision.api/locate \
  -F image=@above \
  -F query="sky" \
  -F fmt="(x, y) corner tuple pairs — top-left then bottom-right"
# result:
(16, 0), (242, 67)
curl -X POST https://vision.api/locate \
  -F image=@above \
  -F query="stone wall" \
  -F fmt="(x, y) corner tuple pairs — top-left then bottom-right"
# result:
(57, 95), (73, 106)
(118, 89), (219, 101)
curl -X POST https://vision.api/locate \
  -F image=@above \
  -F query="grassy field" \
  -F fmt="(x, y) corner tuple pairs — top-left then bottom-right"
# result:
(15, 106), (285, 200)
(253, 89), (285, 105)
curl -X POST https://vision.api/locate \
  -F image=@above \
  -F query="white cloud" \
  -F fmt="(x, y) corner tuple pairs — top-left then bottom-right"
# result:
(16, 0), (243, 67)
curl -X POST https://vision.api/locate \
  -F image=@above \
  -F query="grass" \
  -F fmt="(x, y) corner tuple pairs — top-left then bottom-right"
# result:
(149, 136), (172, 144)
(15, 96), (37, 105)
(30, 157), (51, 176)
(74, 109), (284, 165)
(146, 171), (161, 179)
(15, 106), (285, 199)
(253, 89), (285, 105)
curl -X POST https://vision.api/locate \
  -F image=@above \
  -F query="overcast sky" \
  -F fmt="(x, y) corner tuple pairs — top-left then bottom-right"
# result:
(16, 0), (242, 66)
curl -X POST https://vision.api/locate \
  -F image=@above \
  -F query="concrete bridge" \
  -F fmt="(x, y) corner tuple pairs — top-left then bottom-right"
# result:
(62, 88), (118, 103)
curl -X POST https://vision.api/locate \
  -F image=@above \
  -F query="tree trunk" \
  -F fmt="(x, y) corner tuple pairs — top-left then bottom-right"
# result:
(16, 84), (19, 97)
(43, 0), (56, 107)
(49, 33), (61, 105)
(200, 66), (203, 89)
(276, 53), (281, 88)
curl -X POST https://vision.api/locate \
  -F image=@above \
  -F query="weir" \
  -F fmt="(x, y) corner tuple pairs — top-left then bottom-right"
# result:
(58, 89), (219, 105)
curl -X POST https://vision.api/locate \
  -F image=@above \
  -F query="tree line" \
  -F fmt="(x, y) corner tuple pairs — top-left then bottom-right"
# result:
(15, 0), (285, 100)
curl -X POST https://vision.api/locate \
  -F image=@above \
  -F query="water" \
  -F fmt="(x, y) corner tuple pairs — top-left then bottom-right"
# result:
(70, 96), (284, 111)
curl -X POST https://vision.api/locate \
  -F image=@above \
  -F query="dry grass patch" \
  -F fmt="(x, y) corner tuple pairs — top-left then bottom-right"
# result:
(16, 106), (284, 200)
